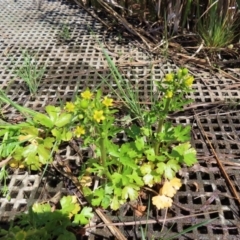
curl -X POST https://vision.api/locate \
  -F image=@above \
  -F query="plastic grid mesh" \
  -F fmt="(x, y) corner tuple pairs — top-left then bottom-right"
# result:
(0, 0), (240, 239)
(89, 108), (240, 239)
(192, 69), (240, 103)
(0, 172), (66, 221)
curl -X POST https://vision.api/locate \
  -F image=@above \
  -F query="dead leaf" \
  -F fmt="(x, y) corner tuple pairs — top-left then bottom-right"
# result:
(170, 178), (182, 190)
(160, 178), (182, 197)
(152, 195), (172, 210)
(160, 181), (177, 197)
(133, 204), (146, 217)
(139, 190), (147, 199)
(193, 182), (199, 192)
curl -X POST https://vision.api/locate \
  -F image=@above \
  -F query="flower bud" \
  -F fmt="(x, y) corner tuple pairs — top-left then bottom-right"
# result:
(80, 99), (89, 109)
(182, 68), (188, 76)
(165, 73), (174, 82)
(184, 76), (194, 87)
(177, 69), (183, 79)
(165, 90), (173, 98)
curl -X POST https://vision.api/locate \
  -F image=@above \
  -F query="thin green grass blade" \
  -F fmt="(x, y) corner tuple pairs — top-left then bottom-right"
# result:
(101, 47), (143, 121)
(165, 218), (217, 240)
(0, 90), (37, 117)
(182, 0), (193, 29)
(140, 226), (147, 240)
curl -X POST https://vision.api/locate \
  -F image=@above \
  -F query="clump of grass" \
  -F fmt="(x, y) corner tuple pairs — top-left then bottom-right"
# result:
(16, 51), (45, 96)
(59, 23), (71, 41)
(100, 47), (145, 124)
(196, 0), (239, 48)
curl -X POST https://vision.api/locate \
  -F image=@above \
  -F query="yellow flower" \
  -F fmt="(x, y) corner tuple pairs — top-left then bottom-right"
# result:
(184, 76), (194, 87)
(74, 126), (85, 137)
(65, 102), (75, 112)
(9, 159), (25, 169)
(165, 90), (173, 98)
(102, 96), (113, 107)
(81, 90), (93, 100)
(79, 175), (92, 187)
(93, 110), (105, 123)
(165, 73), (174, 82)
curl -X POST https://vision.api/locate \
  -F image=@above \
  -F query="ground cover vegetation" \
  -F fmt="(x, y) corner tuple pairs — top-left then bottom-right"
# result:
(73, 0), (240, 66)
(1, 0), (235, 235)
(0, 67), (196, 205)
(0, 60), (214, 238)
(13, 51), (45, 97)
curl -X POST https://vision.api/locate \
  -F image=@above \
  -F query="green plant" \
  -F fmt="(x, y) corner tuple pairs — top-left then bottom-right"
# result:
(59, 23), (71, 41)
(0, 166), (10, 199)
(100, 47), (148, 125)
(0, 104), (74, 170)
(0, 90), (37, 118)
(196, 0), (239, 48)
(0, 195), (93, 240)
(60, 67), (196, 210)
(1, 48), (197, 214)
(0, 67), (196, 211)
(15, 51), (45, 96)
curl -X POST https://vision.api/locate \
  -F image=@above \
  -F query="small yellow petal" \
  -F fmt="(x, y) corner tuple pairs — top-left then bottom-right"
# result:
(165, 90), (173, 98)
(81, 90), (93, 100)
(102, 97), (113, 107)
(93, 110), (105, 123)
(165, 73), (174, 82)
(184, 76), (194, 87)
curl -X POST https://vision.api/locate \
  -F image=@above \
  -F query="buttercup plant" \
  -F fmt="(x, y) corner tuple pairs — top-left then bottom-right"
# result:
(0, 68), (197, 211)
(61, 68), (197, 210)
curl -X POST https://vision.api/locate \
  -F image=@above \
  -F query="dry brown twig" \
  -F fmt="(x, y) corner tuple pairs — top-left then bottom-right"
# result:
(90, 210), (219, 228)
(96, 0), (153, 50)
(0, 156), (12, 168)
(194, 111), (240, 206)
(72, 0), (110, 28)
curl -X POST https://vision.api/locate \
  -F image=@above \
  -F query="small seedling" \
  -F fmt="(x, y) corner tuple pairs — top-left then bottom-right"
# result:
(0, 166), (10, 200)
(59, 23), (71, 42)
(15, 51), (45, 96)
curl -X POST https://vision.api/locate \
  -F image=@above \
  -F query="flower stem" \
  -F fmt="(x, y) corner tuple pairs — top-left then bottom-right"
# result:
(154, 98), (171, 155)
(99, 136), (112, 181)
